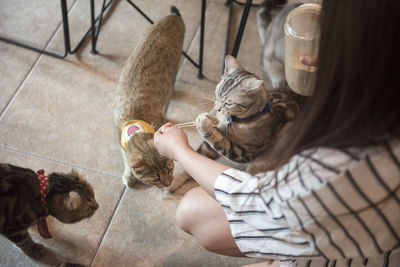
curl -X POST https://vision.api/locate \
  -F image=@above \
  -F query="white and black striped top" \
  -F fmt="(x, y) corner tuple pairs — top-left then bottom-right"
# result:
(214, 138), (400, 267)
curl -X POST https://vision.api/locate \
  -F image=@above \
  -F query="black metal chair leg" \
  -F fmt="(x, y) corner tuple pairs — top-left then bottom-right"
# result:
(0, 0), (70, 58)
(231, 0), (252, 58)
(197, 0), (206, 79)
(123, 0), (204, 79)
(223, 0), (233, 72)
(60, 0), (71, 56)
(0, 0), (204, 80)
(74, 0), (114, 54)
(90, 0), (97, 54)
(125, 0), (154, 24)
(0, 0), (113, 58)
(90, 0), (108, 54)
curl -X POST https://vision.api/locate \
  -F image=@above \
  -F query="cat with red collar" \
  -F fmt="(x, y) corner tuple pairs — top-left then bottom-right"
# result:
(0, 163), (98, 265)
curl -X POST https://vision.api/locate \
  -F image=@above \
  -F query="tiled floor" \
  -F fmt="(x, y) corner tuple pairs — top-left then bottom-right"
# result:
(0, 0), (265, 266)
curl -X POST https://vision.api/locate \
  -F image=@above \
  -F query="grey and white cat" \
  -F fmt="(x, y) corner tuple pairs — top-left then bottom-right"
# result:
(257, 0), (302, 92)
(196, 55), (300, 174)
(113, 7), (184, 189)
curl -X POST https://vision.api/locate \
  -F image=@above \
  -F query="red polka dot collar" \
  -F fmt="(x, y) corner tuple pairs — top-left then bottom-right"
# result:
(37, 169), (52, 239)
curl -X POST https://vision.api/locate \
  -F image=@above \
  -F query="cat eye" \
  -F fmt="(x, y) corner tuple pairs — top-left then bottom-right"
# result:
(135, 170), (143, 175)
(225, 103), (233, 107)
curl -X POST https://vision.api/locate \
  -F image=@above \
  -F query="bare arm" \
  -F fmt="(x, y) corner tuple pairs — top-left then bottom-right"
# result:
(154, 123), (230, 197)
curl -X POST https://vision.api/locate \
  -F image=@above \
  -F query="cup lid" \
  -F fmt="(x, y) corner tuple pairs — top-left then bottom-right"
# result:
(284, 3), (321, 40)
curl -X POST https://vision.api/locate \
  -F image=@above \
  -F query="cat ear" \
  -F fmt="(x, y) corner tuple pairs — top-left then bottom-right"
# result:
(245, 77), (264, 90)
(64, 191), (81, 211)
(224, 55), (241, 75)
(129, 154), (146, 168)
(69, 168), (82, 180)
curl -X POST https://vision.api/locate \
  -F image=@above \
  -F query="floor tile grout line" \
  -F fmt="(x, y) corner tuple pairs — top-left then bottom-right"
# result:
(0, 0), (80, 121)
(0, 143), (120, 179)
(0, 53), (39, 118)
(89, 186), (127, 267)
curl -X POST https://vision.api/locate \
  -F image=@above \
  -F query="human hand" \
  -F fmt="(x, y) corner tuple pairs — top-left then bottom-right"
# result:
(154, 122), (193, 161)
(299, 55), (318, 67)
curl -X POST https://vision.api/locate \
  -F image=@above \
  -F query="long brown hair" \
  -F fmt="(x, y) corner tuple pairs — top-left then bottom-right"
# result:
(278, 0), (400, 164)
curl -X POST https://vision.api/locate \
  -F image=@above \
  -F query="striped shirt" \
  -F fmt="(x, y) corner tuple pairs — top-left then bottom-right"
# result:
(214, 138), (400, 267)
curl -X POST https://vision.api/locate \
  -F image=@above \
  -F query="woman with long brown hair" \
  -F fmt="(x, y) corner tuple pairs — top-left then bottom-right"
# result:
(154, 0), (400, 265)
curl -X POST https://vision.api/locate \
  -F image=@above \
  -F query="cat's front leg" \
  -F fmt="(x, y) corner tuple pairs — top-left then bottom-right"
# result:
(197, 141), (220, 160)
(195, 113), (231, 157)
(5, 229), (47, 260)
(122, 150), (138, 187)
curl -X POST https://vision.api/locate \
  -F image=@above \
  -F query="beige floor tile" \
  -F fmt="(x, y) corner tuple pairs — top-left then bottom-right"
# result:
(0, 0), (76, 50)
(176, 1), (263, 85)
(0, 43), (39, 114)
(48, 0), (205, 66)
(0, 53), (124, 177)
(176, 0), (229, 85)
(91, 186), (259, 267)
(0, 146), (125, 266)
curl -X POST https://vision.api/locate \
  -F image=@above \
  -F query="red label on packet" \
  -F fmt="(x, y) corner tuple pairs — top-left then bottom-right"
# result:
(121, 120), (155, 151)
(127, 125), (140, 136)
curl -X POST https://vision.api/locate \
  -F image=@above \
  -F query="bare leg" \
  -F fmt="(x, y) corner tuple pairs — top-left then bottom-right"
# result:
(176, 186), (244, 257)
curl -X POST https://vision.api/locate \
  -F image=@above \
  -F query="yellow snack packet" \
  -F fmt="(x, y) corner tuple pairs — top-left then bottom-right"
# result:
(120, 120), (155, 151)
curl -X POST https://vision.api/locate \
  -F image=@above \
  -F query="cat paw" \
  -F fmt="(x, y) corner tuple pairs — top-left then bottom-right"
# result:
(195, 113), (216, 134)
(24, 243), (47, 260)
(122, 173), (137, 188)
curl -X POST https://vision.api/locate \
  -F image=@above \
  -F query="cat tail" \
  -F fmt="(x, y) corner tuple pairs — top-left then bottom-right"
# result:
(170, 6), (181, 16)
(256, 0), (287, 46)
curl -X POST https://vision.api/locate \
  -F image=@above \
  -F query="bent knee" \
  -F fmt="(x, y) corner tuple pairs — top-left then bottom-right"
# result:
(176, 187), (205, 234)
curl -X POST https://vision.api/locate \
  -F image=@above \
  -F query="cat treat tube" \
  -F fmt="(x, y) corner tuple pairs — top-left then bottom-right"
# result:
(175, 121), (196, 128)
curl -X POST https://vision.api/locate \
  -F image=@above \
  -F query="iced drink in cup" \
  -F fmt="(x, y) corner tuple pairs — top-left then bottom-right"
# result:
(284, 3), (321, 96)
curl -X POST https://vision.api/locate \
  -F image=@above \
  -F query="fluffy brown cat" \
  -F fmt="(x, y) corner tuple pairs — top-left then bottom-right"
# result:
(113, 7), (184, 189)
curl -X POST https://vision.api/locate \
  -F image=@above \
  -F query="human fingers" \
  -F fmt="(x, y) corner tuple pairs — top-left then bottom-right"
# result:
(155, 122), (173, 136)
(299, 56), (318, 67)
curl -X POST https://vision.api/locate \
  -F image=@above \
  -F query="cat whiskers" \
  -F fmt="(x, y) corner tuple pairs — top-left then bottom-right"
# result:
(229, 120), (238, 137)
(196, 96), (215, 111)
(209, 106), (217, 116)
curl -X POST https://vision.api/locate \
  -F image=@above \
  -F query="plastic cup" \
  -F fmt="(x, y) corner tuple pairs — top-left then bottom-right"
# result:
(284, 3), (321, 96)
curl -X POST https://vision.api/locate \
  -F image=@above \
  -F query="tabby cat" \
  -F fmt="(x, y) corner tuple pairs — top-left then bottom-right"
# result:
(195, 0), (305, 173)
(113, 7), (184, 189)
(0, 163), (98, 264)
(196, 55), (300, 174)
